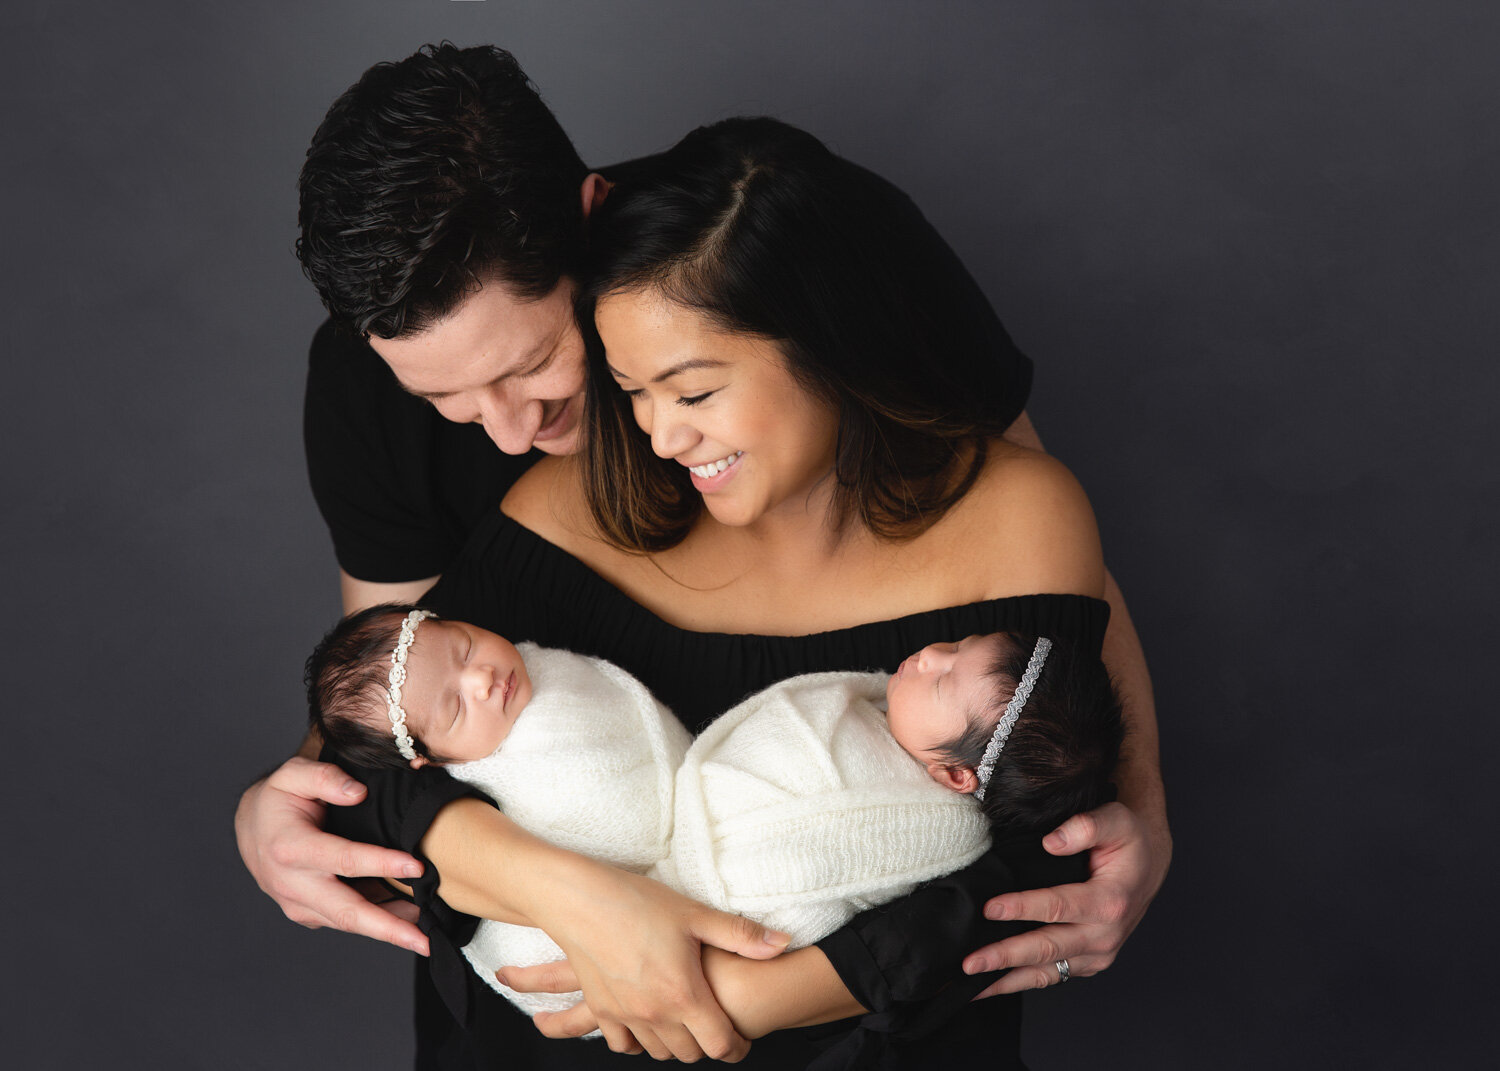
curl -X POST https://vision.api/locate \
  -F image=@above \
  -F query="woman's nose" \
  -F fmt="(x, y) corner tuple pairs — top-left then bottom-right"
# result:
(648, 404), (696, 459)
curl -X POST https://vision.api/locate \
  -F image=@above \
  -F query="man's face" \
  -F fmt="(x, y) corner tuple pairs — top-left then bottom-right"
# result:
(367, 278), (587, 456)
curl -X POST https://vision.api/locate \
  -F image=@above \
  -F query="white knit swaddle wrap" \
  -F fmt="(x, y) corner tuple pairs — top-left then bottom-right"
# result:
(651, 671), (992, 948)
(447, 644), (691, 1019)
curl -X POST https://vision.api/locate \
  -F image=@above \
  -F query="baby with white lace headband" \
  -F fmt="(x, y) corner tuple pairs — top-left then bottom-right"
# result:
(304, 606), (1122, 1018)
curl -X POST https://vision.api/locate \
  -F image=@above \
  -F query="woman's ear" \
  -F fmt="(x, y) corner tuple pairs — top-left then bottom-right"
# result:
(408, 755), (429, 771)
(580, 172), (612, 219)
(926, 762), (980, 794)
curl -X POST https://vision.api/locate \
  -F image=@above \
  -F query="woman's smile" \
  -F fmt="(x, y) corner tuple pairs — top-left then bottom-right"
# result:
(686, 450), (744, 491)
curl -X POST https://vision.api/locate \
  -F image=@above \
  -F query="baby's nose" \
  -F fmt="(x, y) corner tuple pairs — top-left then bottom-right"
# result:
(917, 642), (957, 671)
(464, 663), (494, 697)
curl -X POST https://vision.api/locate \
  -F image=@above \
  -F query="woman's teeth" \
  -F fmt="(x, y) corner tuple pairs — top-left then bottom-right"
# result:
(688, 451), (742, 478)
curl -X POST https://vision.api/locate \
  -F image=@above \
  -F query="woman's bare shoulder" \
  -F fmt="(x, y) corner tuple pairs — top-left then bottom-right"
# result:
(501, 457), (601, 554)
(937, 441), (1106, 600)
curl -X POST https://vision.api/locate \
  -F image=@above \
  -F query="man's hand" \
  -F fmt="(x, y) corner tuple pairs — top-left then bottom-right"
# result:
(235, 755), (430, 954)
(964, 801), (1170, 996)
(499, 867), (789, 1061)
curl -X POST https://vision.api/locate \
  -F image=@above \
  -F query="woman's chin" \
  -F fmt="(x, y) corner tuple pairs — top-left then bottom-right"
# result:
(702, 499), (758, 527)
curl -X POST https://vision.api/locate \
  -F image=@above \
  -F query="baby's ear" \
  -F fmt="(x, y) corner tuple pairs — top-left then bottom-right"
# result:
(927, 763), (979, 794)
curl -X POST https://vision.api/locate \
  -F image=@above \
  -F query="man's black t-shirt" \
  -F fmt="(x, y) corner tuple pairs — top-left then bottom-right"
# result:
(303, 158), (1032, 584)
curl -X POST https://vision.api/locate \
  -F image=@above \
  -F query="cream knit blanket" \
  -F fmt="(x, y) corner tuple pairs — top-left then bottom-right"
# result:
(450, 653), (990, 1021)
(651, 670), (992, 948)
(447, 644), (691, 1018)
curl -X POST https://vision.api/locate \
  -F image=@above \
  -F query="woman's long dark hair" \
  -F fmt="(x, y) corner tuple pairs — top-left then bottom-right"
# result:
(579, 116), (1032, 551)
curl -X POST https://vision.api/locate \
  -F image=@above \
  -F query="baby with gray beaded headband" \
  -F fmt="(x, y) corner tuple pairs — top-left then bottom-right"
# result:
(305, 607), (1122, 1022)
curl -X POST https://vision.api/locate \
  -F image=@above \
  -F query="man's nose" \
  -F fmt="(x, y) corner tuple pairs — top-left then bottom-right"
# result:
(476, 387), (540, 455)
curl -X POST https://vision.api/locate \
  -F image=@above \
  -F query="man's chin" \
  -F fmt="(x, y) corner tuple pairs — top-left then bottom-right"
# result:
(531, 430), (579, 456)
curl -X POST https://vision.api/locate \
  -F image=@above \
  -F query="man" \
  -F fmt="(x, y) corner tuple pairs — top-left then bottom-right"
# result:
(237, 42), (1169, 1063)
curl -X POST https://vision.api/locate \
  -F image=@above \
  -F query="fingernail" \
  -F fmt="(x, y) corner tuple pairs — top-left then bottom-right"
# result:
(962, 957), (983, 976)
(341, 779), (363, 797)
(1045, 828), (1067, 850)
(402, 862), (423, 879)
(764, 930), (791, 949)
(985, 903), (1007, 921)
(408, 940), (429, 956)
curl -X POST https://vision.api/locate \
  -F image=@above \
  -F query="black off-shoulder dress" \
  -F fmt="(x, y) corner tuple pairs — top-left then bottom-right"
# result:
(327, 511), (1109, 1070)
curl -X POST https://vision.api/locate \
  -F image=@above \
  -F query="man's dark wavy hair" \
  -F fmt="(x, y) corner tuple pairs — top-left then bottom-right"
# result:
(935, 634), (1124, 837)
(297, 43), (588, 338)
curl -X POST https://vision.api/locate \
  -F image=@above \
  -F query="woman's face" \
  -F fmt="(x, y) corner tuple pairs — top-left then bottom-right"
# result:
(392, 620), (533, 766)
(595, 289), (839, 529)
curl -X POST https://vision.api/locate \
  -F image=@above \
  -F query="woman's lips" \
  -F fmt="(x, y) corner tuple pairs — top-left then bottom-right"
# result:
(687, 450), (744, 493)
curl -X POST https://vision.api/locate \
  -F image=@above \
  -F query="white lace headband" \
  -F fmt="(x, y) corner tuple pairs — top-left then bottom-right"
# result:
(974, 637), (1052, 802)
(386, 609), (436, 761)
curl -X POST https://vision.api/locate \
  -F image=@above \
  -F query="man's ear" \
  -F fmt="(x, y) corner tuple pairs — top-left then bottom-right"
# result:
(580, 172), (612, 219)
(927, 763), (980, 794)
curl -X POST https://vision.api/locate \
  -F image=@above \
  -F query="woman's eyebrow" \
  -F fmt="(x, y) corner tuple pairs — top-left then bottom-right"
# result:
(609, 357), (731, 383)
(649, 357), (729, 383)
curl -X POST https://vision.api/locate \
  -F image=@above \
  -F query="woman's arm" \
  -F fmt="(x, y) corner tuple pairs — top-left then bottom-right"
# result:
(517, 946), (861, 1043)
(417, 798), (792, 1062)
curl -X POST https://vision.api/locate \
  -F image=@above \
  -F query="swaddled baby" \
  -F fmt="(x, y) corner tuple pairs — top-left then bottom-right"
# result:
(307, 606), (690, 1017)
(307, 606), (1122, 1019)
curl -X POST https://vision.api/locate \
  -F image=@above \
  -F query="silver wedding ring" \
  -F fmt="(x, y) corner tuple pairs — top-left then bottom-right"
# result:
(1055, 958), (1071, 984)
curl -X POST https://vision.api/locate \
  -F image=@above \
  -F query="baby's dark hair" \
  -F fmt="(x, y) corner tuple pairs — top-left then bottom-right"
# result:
(306, 603), (437, 771)
(935, 633), (1123, 837)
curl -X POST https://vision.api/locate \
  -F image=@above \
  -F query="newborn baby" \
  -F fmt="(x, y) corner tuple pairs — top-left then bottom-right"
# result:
(307, 606), (1121, 1019)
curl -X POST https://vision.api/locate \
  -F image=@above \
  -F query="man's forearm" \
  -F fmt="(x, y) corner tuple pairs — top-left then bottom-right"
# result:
(1100, 571), (1170, 850)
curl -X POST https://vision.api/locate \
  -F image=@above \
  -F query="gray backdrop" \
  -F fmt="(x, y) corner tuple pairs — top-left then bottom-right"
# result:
(6, 1), (1495, 1067)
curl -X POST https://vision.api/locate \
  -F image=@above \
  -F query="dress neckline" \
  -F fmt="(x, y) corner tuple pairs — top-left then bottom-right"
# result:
(481, 508), (1107, 644)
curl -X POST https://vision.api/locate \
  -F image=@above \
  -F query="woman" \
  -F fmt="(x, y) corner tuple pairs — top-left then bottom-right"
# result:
(361, 118), (1135, 1068)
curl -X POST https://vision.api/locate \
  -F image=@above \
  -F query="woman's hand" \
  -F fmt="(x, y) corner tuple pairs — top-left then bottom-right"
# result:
(963, 801), (1170, 995)
(517, 944), (861, 1050)
(234, 756), (429, 953)
(501, 865), (789, 1061)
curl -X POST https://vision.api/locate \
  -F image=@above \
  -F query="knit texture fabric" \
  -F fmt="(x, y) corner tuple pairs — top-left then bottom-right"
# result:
(653, 671), (992, 948)
(449, 655), (990, 1023)
(448, 644), (691, 1019)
